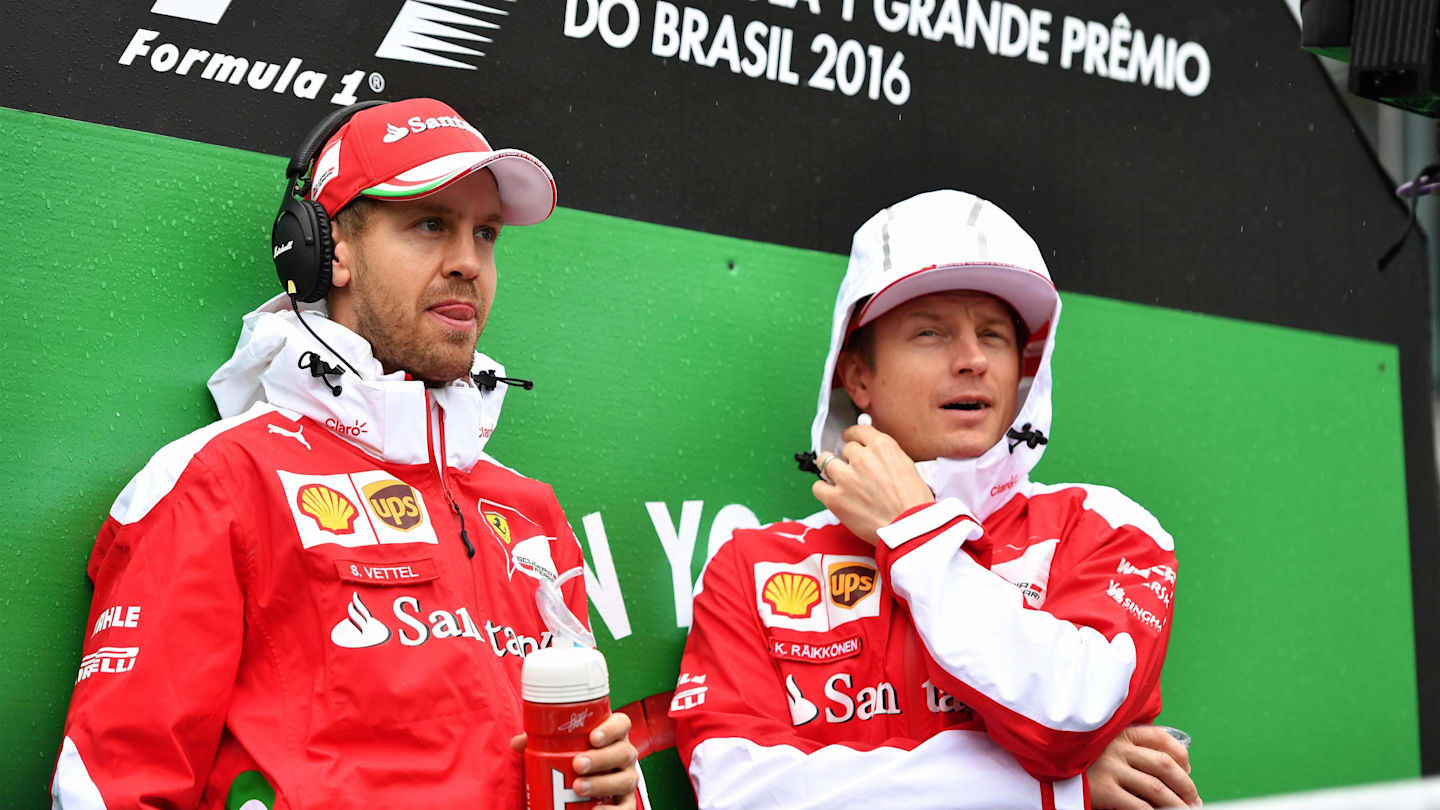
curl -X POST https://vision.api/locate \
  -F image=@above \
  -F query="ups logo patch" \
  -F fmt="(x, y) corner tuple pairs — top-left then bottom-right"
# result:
(828, 562), (877, 608)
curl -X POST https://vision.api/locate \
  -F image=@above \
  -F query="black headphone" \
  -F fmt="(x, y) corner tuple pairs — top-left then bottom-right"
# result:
(272, 100), (388, 302)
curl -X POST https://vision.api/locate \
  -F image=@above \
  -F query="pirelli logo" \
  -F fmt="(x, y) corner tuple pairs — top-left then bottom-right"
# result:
(827, 562), (877, 608)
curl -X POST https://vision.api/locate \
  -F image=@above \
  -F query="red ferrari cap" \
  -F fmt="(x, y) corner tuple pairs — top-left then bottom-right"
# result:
(308, 98), (556, 226)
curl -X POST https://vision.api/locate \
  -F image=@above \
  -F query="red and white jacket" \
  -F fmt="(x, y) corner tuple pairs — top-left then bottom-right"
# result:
(51, 295), (593, 810)
(671, 206), (1178, 809)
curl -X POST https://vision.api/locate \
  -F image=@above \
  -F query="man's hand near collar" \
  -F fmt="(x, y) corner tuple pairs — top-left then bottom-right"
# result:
(509, 712), (640, 809)
(812, 424), (937, 545)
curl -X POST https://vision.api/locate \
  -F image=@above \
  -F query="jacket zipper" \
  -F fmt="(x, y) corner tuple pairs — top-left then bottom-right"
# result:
(427, 391), (475, 558)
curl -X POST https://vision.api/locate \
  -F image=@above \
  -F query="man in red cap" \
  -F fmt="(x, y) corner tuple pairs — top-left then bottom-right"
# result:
(51, 99), (641, 809)
(671, 191), (1196, 809)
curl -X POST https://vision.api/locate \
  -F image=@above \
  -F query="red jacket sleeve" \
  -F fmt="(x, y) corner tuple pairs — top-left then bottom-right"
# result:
(671, 534), (1062, 810)
(875, 493), (1176, 781)
(51, 454), (247, 810)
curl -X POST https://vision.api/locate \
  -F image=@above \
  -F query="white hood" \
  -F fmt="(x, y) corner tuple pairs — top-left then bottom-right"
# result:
(810, 190), (1060, 521)
(207, 293), (509, 469)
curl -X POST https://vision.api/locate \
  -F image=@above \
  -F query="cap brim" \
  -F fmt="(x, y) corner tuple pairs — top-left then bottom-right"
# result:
(361, 149), (557, 226)
(855, 263), (1058, 335)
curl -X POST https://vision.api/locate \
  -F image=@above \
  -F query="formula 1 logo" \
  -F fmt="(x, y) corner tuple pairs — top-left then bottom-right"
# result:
(375, 0), (510, 71)
(150, 0), (232, 24)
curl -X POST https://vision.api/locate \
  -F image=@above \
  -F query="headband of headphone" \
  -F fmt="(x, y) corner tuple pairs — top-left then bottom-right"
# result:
(271, 100), (388, 302)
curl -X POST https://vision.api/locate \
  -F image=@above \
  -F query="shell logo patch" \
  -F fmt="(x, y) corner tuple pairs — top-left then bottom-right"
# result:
(762, 573), (822, 618)
(297, 484), (358, 534)
(277, 470), (438, 549)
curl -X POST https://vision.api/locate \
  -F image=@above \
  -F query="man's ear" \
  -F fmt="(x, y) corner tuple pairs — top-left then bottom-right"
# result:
(329, 230), (354, 290)
(836, 349), (873, 412)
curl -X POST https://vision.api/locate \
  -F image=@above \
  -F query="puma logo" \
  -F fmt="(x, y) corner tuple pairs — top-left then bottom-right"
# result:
(268, 423), (311, 450)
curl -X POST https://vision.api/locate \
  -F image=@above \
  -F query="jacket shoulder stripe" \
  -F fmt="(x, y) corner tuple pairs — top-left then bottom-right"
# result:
(109, 403), (286, 525)
(1029, 482), (1174, 551)
(50, 736), (107, 810)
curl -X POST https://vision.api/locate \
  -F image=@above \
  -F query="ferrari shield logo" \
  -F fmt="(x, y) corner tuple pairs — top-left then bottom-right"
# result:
(485, 512), (512, 545)
(477, 498), (558, 582)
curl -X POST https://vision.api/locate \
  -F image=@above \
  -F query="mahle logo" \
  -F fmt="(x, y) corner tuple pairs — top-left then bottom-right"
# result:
(828, 562), (877, 609)
(762, 573), (821, 619)
(297, 484), (359, 534)
(362, 479), (424, 532)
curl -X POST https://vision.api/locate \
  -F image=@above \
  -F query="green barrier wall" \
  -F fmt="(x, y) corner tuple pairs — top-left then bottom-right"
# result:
(1, 108), (1419, 806)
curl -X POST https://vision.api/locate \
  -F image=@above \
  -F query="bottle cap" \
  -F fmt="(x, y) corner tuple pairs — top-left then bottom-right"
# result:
(521, 647), (609, 704)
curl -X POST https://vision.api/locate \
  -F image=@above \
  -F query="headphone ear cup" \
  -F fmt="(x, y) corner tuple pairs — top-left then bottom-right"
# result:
(272, 197), (336, 303)
(307, 200), (334, 303)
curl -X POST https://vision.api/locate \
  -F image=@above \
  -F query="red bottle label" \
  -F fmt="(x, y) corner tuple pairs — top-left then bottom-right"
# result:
(524, 696), (610, 810)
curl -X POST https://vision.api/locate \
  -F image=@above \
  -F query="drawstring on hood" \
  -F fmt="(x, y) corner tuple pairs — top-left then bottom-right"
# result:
(1006, 423), (1048, 453)
(807, 190), (1062, 521)
(298, 351), (346, 397)
(472, 370), (534, 391)
(208, 293), (511, 468)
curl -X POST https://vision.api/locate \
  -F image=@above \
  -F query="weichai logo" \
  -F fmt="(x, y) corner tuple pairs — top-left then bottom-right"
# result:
(297, 484), (358, 534)
(828, 562), (877, 609)
(762, 573), (822, 619)
(362, 479), (423, 532)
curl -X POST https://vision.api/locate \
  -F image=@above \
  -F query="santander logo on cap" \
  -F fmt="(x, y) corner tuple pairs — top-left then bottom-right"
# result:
(380, 114), (487, 146)
(308, 98), (557, 227)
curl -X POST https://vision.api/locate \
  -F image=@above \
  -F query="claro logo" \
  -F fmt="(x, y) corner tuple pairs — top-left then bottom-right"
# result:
(325, 417), (368, 437)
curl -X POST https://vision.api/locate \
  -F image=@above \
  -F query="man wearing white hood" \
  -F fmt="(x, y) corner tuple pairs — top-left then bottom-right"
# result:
(50, 99), (640, 810)
(671, 190), (1193, 809)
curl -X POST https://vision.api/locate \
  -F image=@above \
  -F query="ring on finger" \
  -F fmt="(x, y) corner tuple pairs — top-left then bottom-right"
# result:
(819, 454), (837, 481)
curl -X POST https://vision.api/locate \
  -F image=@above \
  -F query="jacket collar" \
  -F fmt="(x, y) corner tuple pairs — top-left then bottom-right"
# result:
(207, 294), (507, 470)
